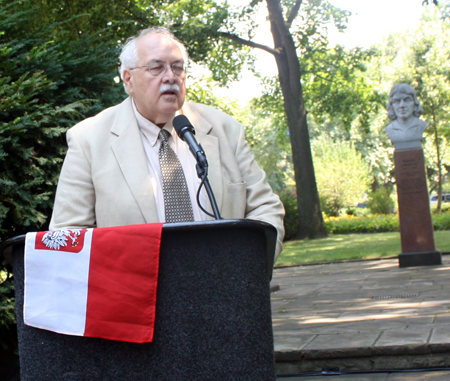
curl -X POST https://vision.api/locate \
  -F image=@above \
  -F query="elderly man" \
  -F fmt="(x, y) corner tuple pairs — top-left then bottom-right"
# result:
(49, 27), (285, 258)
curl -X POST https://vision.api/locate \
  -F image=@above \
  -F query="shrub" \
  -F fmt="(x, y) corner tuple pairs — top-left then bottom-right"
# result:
(313, 137), (370, 217)
(279, 186), (299, 241)
(325, 214), (400, 234)
(320, 195), (341, 217)
(432, 212), (450, 231)
(366, 187), (395, 215)
(324, 211), (450, 234)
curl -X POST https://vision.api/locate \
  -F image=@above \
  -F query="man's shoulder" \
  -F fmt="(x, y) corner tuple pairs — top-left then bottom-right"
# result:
(69, 97), (132, 136)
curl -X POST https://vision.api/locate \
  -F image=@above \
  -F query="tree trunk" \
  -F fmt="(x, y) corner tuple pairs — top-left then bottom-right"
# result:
(431, 107), (442, 212)
(266, 0), (327, 239)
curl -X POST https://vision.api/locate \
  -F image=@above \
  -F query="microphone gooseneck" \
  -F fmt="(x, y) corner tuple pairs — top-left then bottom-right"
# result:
(172, 115), (221, 220)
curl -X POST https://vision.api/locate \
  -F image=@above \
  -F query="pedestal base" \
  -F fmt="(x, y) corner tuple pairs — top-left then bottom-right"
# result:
(398, 250), (442, 268)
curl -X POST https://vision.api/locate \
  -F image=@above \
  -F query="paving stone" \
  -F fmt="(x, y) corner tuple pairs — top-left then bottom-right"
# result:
(375, 329), (431, 347)
(273, 335), (316, 351)
(303, 332), (379, 350)
(429, 326), (450, 344)
(419, 300), (450, 308)
(432, 313), (450, 324)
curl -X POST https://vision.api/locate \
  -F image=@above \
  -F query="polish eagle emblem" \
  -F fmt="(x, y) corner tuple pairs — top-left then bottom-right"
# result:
(41, 229), (83, 250)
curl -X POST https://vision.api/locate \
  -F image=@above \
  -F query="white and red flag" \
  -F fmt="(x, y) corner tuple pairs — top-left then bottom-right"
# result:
(24, 223), (163, 343)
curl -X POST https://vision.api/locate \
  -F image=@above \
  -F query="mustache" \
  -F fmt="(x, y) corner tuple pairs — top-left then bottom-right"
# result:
(160, 84), (180, 93)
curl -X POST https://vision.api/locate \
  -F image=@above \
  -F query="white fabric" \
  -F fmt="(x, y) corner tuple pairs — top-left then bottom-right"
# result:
(24, 230), (94, 336)
(132, 100), (208, 222)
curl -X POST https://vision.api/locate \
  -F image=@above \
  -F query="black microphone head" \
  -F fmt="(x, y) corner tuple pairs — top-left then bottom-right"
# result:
(173, 115), (194, 141)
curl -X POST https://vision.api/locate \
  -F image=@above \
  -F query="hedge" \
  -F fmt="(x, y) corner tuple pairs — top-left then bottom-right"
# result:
(324, 211), (450, 235)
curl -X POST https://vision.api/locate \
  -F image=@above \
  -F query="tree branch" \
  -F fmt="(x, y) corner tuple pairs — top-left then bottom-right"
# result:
(220, 32), (281, 56)
(287, 0), (303, 27)
(122, 5), (149, 25)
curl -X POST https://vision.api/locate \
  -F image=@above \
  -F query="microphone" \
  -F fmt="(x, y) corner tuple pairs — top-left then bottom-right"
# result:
(173, 115), (208, 169)
(173, 115), (222, 220)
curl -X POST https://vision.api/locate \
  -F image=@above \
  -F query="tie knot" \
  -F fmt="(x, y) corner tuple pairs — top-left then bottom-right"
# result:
(159, 129), (171, 143)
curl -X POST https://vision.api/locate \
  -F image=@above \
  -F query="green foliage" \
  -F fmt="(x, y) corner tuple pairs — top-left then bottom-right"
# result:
(0, 0), (125, 239)
(156, 0), (249, 85)
(313, 137), (370, 216)
(366, 187), (395, 215)
(432, 210), (450, 230)
(278, 186), (299, 241)
(18, 0), (249, 87)
(302, 45), (384, 135)
(0, 262), (18, 380)
(323, 211), (450, 234)
(325, 214), (400, 234)
(186, 75), (251, 122)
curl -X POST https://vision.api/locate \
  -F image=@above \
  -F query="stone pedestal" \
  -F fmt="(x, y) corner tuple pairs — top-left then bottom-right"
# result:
(394, 148), (442, 267)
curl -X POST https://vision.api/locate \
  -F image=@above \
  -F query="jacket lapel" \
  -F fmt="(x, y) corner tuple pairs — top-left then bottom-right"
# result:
(110, 98), (159, 223)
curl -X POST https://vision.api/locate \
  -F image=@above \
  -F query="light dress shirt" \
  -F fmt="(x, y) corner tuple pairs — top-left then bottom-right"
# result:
(132, 100), (208, 222)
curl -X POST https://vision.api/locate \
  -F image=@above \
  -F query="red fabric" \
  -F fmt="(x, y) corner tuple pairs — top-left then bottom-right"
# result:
(84, 223), (163, 343)
(35, 229), (88, 253)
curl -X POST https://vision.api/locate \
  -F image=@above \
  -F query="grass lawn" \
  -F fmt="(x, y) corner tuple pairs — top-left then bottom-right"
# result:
(275, 231), (450, 267)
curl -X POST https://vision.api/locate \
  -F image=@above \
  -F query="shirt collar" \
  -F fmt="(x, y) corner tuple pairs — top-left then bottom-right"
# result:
(131, 98), (180, 146)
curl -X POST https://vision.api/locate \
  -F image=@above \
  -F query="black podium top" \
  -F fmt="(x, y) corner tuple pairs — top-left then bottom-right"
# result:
(2, 219), (277, 279)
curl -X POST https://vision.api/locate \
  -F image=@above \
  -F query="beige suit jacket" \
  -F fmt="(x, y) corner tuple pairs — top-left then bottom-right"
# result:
(49, 97), (285, 257)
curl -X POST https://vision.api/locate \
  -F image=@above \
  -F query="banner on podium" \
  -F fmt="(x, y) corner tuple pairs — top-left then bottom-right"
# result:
(24, 223), (163, 343)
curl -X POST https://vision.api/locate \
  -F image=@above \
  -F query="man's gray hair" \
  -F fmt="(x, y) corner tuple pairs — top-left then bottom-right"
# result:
(119, 26), (189, 94)
(387, 83), (423, 120)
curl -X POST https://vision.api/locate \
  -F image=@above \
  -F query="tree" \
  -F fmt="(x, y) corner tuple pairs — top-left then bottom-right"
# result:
(220, 0), (354, 239)
(25, 0), (249, 86)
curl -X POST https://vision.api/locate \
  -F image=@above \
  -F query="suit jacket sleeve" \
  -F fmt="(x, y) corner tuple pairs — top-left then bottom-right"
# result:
(49, 127), (96, 230)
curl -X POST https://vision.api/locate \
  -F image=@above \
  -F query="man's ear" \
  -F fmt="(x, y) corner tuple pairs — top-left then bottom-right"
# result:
(123, 69), (133, 94)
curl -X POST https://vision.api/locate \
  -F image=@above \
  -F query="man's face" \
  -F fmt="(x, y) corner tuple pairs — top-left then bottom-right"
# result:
(123, 34), (187, 125)
(391, 92), (414, 122)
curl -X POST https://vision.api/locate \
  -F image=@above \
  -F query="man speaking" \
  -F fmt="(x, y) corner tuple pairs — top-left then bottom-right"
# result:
(49, 26), (285, 258)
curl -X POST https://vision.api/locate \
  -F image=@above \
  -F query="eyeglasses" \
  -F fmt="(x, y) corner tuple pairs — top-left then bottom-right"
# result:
(129, 62), (185, 76)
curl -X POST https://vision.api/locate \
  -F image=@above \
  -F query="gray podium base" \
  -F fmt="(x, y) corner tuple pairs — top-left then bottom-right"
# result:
(11, 220), (276, 381)
(398, 250), (442, 268)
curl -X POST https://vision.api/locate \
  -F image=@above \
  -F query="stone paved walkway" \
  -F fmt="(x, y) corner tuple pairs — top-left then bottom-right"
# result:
(270, 255), (450, 376)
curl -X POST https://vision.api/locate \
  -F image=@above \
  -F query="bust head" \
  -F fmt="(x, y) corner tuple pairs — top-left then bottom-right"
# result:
(387, 84), (423, 121)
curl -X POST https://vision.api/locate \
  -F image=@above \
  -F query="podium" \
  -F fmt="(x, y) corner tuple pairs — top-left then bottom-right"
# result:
(2, 219), (277, 380)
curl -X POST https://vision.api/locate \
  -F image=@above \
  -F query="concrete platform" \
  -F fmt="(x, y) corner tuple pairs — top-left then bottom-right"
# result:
(276, 368), (450, 380)
(271, 255), (450, 377)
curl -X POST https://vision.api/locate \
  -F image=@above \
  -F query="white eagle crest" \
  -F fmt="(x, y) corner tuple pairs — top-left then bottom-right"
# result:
(42, 229), (82, 250)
